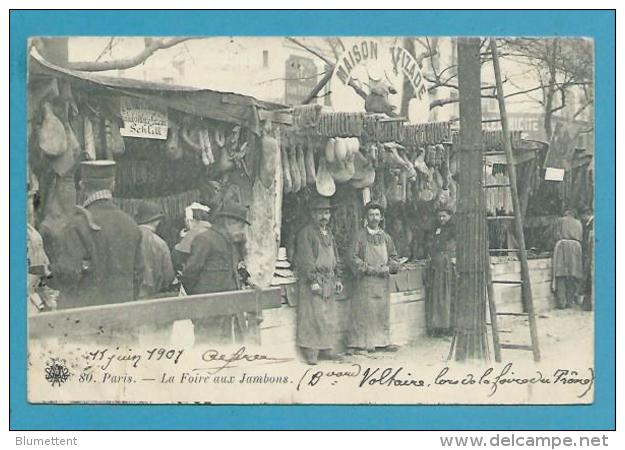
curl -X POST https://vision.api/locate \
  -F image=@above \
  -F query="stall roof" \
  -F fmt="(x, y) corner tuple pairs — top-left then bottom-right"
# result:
(29, 50), (287, 134)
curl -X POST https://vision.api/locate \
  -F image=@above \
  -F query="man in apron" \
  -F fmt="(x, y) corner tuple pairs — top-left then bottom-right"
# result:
(552, 208), (584, 309)
(347, 202), (400, 354)
(295, 195), (344, 365)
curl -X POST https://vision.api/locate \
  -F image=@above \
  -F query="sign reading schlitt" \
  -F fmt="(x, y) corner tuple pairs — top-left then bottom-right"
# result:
(120, 97), (168, 140)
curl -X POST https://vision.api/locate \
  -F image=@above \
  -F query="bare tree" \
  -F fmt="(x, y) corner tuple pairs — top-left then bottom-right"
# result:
(32, 37), (196, 72)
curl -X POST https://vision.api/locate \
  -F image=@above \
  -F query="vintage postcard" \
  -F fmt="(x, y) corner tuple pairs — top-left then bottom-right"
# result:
(25, 35), (595, 405)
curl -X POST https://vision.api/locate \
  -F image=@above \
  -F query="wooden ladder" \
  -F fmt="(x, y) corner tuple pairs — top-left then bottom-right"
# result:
(484, 39), (541, 363)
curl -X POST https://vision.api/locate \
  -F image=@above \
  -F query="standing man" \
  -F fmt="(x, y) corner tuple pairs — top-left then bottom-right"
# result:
(182, 202), (250, 343)
(580, 207), (594, 311)
(347, 202), (400, 354)
(295, 196), (343, 365)
(173, 202), (212, 273)
(424, 207), (457, 337)
(50, 161), (143, 309)
(552, 208), (584, 309)
(134, 201), (175, 299)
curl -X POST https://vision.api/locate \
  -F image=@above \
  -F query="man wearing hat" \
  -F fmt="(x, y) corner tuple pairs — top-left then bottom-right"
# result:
(424, 206), (457, 337)
(294, 195), (344, 365)
(552, 208), (584, 309)
(347, 202), (400, 354)
(135, 201), (174, 299)
(182, 202), (251, 343)
(50, 160), (144, 309)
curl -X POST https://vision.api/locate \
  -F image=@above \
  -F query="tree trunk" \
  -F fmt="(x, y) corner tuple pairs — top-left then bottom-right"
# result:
(543, 40), (559, 139)
(452, 38), (488, 362)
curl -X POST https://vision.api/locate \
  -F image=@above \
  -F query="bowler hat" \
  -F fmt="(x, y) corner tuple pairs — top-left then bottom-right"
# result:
(135, 201), (165, 225)
(81, 160), (116, 180)
(310, 195), (335, 210)
(215, 202), (251, 225)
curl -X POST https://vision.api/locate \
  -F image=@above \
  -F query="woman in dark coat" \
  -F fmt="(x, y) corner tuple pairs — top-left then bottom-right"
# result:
(424, 207), (457, 336)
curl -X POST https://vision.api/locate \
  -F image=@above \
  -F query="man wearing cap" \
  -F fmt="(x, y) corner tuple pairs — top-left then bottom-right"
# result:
(135, 201), (174, 299)
(182, 202), (250, 342)
(347, 202), (400, 354)
(50, 161), (144, 309)
(294, 196), (343, 365)
(552, 208), (584, 309)
(424, 207), (457, 337)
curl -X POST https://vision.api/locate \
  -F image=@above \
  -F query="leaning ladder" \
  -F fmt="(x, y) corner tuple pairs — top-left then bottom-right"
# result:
(484, 39), (541, 362)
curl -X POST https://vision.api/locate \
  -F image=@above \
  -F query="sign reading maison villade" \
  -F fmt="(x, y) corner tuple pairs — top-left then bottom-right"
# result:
(120, 97), (169, 140)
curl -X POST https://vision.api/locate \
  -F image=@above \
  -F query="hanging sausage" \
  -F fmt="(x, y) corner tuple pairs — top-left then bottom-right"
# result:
(281, 144), (292, 193)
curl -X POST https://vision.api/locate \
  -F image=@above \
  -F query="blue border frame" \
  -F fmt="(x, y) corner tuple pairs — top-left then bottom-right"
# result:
(9, 10), (615, 430)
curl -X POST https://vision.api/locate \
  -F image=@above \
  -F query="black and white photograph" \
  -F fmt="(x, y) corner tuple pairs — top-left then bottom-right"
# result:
(25, 35), (595, 404)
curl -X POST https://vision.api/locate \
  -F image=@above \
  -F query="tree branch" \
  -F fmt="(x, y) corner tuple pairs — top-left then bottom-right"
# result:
(66, 38), (194, 71)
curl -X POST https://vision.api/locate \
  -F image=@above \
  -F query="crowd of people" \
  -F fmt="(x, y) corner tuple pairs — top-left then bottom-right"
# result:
(26, 160), (594, 365)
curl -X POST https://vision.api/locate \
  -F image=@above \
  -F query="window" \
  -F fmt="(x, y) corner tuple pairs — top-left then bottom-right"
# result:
(263, 50), (269, 68)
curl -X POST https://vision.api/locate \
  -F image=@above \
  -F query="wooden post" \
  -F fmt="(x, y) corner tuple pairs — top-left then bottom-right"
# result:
(452, 38), (489, 362)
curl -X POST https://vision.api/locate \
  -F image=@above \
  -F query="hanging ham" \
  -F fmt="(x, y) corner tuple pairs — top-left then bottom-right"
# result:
(259, 133), (279, 188)
(281, 145), (292, 193)
(165, 122), (183, 160)
(288, 146), (301, 192)
(38, 102), (67, 157)
(315, 157), (336, 197)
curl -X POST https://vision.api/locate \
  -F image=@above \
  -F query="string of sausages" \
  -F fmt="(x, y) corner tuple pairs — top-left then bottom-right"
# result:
(402, 122), (452, 146)
(452, 129), (523, 149)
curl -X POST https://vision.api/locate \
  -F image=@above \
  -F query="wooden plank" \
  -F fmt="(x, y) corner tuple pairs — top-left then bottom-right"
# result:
(258, 287), (283, 309)
(29, 288), (278, 340)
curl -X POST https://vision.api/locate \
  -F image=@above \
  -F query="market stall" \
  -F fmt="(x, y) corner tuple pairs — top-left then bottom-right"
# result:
(27, 51), (558, 349)
(262, 105), (556, 353)
(27, 51), (292, 342)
